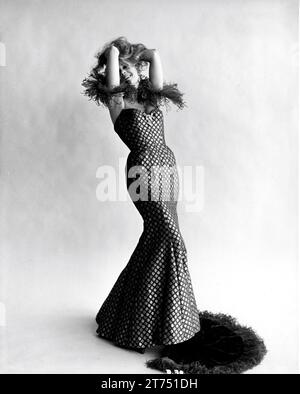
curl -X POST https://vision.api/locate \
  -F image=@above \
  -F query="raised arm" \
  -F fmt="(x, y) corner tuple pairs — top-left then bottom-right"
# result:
(105, 46), (125, 124)
(137, 49), (163, 90)
(105, 45), (121, 88)
(148, 50), (163, 90)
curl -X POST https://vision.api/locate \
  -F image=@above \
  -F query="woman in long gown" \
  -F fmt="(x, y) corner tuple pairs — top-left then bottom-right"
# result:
(82, 37), (267, 374)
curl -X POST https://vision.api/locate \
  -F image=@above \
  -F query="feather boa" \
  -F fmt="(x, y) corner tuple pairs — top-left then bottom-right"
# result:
(81, 72), (187, 110)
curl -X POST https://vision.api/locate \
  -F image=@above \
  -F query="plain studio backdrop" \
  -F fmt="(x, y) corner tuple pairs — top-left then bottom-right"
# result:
(0, 0), (298, 374)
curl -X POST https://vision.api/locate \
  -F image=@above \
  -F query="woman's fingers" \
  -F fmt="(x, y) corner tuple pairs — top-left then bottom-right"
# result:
(110, 45), (120, 54)
(138, 49), (157, 62)
(104, 45), (119, 59)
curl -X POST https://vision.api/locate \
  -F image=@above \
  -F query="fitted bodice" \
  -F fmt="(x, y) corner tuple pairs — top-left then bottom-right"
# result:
(114, 107), (167, 152)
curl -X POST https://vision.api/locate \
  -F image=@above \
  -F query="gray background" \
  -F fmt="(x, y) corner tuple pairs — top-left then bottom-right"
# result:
(0, 0), (298, 373)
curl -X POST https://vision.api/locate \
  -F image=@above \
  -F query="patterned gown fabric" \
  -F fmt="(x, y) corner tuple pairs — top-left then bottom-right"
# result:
(96, 107), (201, 349)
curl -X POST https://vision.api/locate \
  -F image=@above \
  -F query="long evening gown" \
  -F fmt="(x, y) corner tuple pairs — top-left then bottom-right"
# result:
(95, 106), (201, 350)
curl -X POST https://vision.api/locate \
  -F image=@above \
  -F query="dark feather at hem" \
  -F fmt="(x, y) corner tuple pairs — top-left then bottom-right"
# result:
(81, 73), (187, 110)
(145, 311), (267, 374)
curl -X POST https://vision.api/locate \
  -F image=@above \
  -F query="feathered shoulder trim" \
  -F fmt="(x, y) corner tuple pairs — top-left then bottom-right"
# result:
(81, 73), (187, 110)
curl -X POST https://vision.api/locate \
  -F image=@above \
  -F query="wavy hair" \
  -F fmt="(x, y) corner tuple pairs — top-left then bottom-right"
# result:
(94, 36), (148, 76)
(81, 36), (187, 110)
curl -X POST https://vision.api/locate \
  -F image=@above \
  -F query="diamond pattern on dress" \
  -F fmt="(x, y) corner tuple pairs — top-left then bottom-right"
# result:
(96, 107), (201, 349)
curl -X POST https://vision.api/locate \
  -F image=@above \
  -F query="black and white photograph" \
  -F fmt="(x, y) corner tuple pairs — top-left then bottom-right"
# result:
(0, 0), (298, 376)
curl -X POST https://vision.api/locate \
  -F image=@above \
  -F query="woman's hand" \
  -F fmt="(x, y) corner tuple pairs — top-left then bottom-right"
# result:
(104, 45), (120, 60)
(110, 45), (120, 54)
(135, 49), (158, 63)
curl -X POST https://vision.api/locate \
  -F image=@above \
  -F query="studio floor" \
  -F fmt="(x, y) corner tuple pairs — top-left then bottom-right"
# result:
(1, 261), (298, 375)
